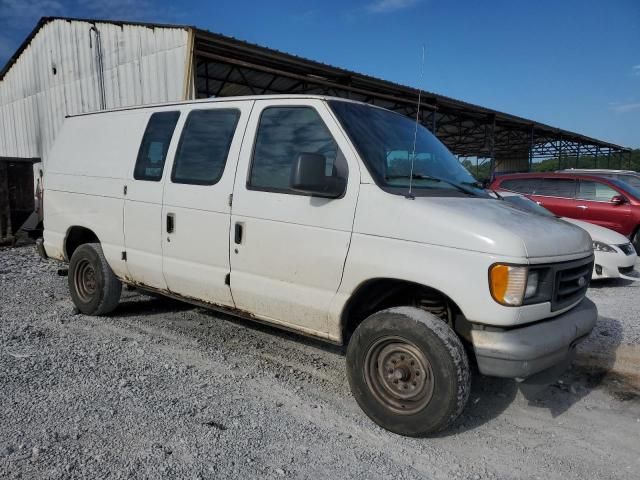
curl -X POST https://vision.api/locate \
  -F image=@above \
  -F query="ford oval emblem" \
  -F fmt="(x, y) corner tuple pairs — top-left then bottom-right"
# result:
(577, 276), (586, 287)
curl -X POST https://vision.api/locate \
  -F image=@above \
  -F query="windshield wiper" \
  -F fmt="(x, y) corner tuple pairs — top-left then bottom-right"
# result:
(460, 180), (485, 189)
(385, 174), (476, 195)
(386, 173), (441, 181)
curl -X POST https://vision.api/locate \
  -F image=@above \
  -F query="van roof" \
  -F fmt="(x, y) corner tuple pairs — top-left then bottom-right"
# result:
(66, 94), (369, 118)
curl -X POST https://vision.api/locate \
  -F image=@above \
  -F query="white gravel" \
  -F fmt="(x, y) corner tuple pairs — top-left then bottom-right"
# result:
(586, 272), (640, 346)
(1, 245), (639, 479)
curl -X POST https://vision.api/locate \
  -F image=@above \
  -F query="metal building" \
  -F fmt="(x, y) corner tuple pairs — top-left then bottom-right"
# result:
(0, 16), (632, 240)
(0, 18), (190, 165)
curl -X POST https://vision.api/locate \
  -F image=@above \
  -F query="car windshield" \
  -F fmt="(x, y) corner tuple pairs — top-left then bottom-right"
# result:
(501, 194), (556, 217)
(616, 175), (640, 190)
(610, 178), (640, 199)
(329, 101), (484, 196)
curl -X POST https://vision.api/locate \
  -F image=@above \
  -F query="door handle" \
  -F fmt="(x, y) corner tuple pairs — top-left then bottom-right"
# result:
(167, 213), (175, 233)
(577, 205), (588, 210)
(234, 222), (243, 244)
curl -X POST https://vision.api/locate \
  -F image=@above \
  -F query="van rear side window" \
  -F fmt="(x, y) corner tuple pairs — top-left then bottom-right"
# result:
(171, 109), (240, 185)
(134, 111), (180, 181)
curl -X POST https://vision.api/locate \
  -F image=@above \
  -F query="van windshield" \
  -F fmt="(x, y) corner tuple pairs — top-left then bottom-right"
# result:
(329, 100), (485, 196)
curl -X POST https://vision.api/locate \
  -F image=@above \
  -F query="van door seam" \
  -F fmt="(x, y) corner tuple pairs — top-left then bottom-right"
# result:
(227, 100), (257, 307)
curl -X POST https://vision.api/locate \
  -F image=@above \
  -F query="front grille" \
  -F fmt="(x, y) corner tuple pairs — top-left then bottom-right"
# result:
(619, 265), (634, 275)
(618, 243), (636, 256)
(552, 257), (593, 311)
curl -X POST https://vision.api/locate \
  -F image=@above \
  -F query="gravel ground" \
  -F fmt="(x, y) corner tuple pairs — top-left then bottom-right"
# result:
(1, 245), (639, 479)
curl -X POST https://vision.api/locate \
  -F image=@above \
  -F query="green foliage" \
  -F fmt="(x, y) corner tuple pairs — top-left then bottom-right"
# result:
(460, 149), (639, 181)
(461, 159), (491, 181)
(531, 150), (640, 172)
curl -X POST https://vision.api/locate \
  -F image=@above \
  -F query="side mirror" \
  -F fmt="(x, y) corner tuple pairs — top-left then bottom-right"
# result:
(290, 153), (346, 198)
(610, 195), (626, 205)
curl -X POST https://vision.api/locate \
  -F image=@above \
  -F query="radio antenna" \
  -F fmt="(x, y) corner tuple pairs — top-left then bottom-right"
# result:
(407, 44), (425, 200)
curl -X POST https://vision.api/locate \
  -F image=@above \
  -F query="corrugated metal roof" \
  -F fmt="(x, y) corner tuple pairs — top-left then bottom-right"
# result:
(191, 27), (629, 152)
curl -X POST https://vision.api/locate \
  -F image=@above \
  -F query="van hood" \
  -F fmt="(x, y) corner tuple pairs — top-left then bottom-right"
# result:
(354, 186), (593, 260)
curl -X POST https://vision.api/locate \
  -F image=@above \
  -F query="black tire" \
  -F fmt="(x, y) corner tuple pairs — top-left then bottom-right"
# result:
(632, 229), (640, 256)
(68, 243), (122, 315)
(346, 307), (470, 437)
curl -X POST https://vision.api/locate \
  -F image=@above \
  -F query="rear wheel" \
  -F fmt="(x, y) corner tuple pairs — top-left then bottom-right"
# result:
(346, 307), (470, 436)
(68, 243), (121, 315)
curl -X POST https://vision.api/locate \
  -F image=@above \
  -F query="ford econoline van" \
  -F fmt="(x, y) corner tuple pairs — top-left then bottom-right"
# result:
(39, 95), (597, 436)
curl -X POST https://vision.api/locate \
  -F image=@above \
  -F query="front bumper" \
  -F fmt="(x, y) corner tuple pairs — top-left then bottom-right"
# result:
(592, 248), (637, 280)
(471, 298), (597, 378)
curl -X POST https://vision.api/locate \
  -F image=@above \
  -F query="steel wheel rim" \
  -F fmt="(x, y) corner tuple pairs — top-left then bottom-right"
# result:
(364, 336), (435, 415)
(74, 258), (97, 303)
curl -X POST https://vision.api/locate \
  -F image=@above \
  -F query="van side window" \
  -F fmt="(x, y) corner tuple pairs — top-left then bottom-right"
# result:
(134, 111), (180, 181)
(500, 178), (538, 194)
(577, 180), (618, 202)
(248, 107), (344, 193)
(533, 178), (576, 198)
(172, 109), (240, 185)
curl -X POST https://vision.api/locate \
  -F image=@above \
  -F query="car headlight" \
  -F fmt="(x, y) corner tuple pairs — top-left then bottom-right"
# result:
(593, 241), (616, 253)
(489, 265), (539, 306)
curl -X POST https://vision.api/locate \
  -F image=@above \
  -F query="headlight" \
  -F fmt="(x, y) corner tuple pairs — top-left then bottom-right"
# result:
(593, 241), (616, 253)
(489, 265), (541, 306)
(524, 270), (539, 299)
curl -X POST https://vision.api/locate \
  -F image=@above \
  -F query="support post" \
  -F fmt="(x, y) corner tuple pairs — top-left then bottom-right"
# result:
(557, 137), (563, 170)
(576, 143), (581, 168)
(528, 126), (534, 171)
(0, 162), (11, 242)
(488, 115), (496, 180)
(431, 107), (437, 134)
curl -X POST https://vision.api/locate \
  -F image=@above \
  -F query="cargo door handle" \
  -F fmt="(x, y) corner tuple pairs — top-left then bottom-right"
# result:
(234, 223), (243, 244)
(167, 213), (175, 233)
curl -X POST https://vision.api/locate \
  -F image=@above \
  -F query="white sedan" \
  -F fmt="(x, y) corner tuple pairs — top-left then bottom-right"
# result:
(495, 191), (637, 280)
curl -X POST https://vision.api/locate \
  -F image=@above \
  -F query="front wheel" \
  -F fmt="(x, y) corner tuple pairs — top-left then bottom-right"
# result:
(346, 307), (470, 436)
(68, 243), (122, 315)
(632, 229), (640, 256)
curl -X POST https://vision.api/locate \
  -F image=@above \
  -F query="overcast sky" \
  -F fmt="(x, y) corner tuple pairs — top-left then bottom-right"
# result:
(1, 0), (639, 148)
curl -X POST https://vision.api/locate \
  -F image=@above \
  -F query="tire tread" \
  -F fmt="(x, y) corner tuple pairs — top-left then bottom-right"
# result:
(68, 243), (121, 316)
(346, 306), (470, 436)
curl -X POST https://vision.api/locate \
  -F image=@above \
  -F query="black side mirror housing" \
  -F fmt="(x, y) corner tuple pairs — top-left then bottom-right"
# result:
(290, 153), (346, 198)
(610, 195), (626, 205)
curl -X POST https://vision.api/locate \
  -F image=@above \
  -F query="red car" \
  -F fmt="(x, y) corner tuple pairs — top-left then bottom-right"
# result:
(490, 172), (640, 252)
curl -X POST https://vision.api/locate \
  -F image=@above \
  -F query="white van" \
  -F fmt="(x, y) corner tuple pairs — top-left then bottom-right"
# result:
(40, 95), (597, 436)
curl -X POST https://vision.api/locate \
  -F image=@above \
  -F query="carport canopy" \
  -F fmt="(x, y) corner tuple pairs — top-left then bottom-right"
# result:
(190, 27), (632, 172)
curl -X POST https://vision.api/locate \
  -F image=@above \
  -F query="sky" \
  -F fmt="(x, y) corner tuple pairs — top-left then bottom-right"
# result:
(1, 0), (639, 148)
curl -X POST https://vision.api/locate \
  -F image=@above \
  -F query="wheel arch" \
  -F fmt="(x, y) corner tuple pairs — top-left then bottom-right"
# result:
(340, 277), (466, 345)
(64, 225), (100, 261)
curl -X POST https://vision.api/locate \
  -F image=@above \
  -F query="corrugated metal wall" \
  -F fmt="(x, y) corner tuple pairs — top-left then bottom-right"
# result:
(0, 19), (190, 166)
